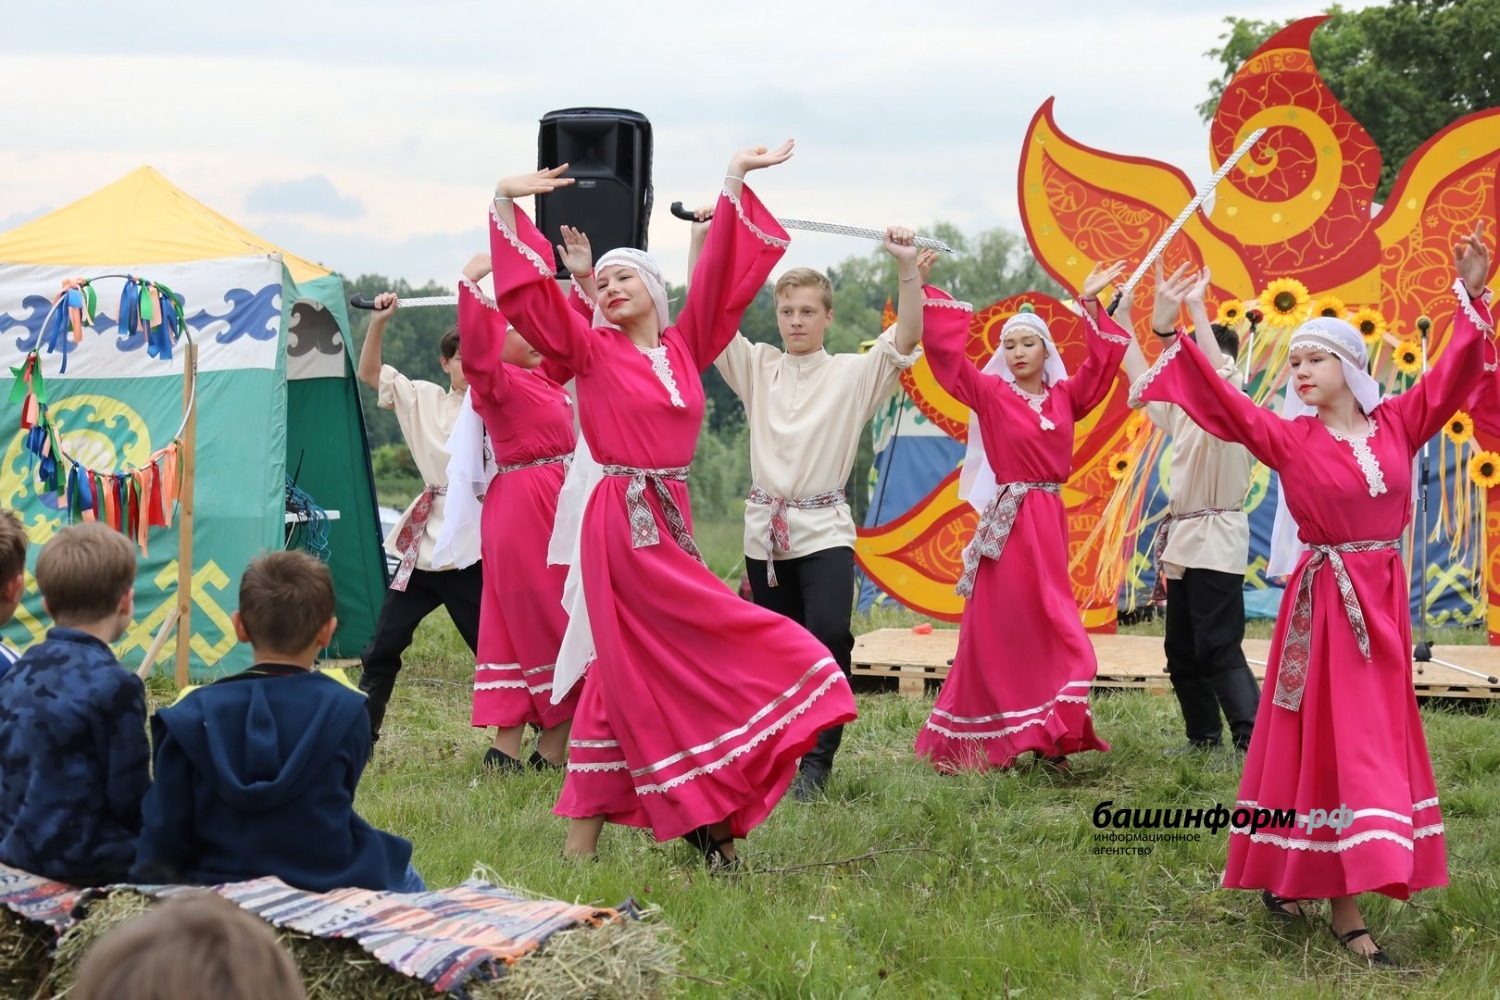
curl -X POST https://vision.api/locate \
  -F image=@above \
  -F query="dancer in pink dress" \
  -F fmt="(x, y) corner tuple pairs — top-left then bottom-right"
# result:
(1130, 223), (1493, 965)
(914, 262), (1131, 773)
(455, 238), (590, 771)
(488, 142), (857, 866)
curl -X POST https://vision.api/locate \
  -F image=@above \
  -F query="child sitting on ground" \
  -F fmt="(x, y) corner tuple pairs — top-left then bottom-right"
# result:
(0, 523), (148, 885)
(0, 509), (30, 675)
(132, 550), (422, 892)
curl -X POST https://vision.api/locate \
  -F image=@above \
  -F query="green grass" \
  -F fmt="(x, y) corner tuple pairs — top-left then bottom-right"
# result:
(345, 605), (1500, 998)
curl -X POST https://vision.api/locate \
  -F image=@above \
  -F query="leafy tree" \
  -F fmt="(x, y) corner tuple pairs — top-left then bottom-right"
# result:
(1201, 0), (1500, 201)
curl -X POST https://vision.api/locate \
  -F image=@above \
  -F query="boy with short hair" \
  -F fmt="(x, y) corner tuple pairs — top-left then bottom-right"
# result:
(356, 295), (482, 744)
(0, 509), (29, 675)
(133, 550), (419, 892)
(690, 215), (929, 800)
(0, 523), (148, 885)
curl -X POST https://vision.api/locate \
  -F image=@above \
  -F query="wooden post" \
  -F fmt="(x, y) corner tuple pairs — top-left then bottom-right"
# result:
(174, 343), (198, 687)
(136, 605), (180, 680)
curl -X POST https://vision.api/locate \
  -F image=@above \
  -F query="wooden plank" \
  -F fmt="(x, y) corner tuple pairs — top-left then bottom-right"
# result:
(852, 628), (1500, 699)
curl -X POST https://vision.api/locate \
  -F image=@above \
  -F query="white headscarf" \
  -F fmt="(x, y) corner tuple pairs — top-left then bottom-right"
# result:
(591, 248), (671, 332)
(1266, 316), (1383, 578)
(432, 390), (493, 571)
(957, 309), (1071, 513)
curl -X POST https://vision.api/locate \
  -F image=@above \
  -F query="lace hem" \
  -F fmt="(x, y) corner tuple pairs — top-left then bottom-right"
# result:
(924, 297), (975, 313)
(639, 344), (686, 408)
(567, 760), (630, 774)
(1326, 416), (1387, 497)
(1078, 298), (1131, 345)
(460, 275), (499, 311)
(489, 200), (554, 279)
(634, 663), (846, 795)
(1235, 825), (1444, 853)
(918, 704), (1098, 743)
(722, 188), (790, 249)
(1127, 335), (1184, 408)
(569, 275), (597, 311)
(931, 683), (1092, 724)
(1454, 276), (1495, 335)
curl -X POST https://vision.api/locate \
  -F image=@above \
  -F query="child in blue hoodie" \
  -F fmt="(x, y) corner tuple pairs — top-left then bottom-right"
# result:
(0, 523), (147, 885)
(132, 551), (422, 892)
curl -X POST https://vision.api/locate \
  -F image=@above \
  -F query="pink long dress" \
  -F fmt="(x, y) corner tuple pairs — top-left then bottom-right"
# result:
(487, 185), (857, 841)
(1133, 282), (1495, 900)
(457, 275), (580, 730)
(913, 289), (1128, 771)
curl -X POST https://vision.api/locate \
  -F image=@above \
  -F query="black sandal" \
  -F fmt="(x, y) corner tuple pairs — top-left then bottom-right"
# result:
(1261, 889), (1306, 921)
(1331, 925), (1393, 966)
(528, 750), (563, 771)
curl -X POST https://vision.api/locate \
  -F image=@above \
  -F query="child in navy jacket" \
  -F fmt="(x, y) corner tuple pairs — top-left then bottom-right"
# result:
(0, 524), (147, 885)
(132, 551), (419, 892)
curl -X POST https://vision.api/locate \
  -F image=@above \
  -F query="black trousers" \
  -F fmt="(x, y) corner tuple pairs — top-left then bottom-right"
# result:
(1163, 567), (1260, 748)
(744, 546), (855, 776)
(359, 562), (482, 741)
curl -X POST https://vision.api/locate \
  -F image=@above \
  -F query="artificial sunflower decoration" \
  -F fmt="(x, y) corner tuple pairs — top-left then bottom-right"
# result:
(1108, 451), (1134, 481)
(1445, 410), (1475, 446)
(1352, 306), (1387, 346)
(1311, 295), (1346, 319)
(1393, 340), (1422, 375)
(1470, 450), (1500, 490)
(1260, 278), (1311, 328)
(1215, 299), (1245, 326)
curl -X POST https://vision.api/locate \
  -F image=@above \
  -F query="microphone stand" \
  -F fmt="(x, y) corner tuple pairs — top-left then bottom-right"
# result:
(1413, 315), (1434, 671)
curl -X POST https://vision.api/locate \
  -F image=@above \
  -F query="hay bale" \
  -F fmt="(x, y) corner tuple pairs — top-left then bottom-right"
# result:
(0, 907), (51, 999)
(45, 890), (154, 995)
(472, 916), (681, 1000)
(40, 890), (680, 999)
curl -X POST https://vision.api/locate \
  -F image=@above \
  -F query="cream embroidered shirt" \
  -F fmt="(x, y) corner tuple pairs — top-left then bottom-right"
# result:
(378, 364), (473, 572)
(1139, 358), (1254, 578)
(714, 331), (920, 561)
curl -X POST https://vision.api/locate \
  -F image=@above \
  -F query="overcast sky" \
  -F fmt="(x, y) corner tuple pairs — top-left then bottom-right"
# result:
(1, 1), (1381, 287)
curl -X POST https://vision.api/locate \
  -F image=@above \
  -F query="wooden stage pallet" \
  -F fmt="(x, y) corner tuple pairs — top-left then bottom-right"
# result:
(852, 628), (1500, 700)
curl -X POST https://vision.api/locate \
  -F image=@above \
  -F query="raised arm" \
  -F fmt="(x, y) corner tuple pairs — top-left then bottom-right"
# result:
(557, 225), (600, 319)
(489, 167), (606, 375)
(1181, 266), (1229, 372)
(884, 227), (924, 355)
(1130, 330), (1291, 467)
(457, 253), (509, 407)
(676, 142), (795, 370)
(919, 284), (983, 409)
(356, 293), (397, 389)
(1067, 261), (1132, 417)
(1381, 227), (1496, 446)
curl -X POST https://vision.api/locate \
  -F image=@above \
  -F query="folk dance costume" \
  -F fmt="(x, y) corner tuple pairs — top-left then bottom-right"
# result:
(715, 324), (919, 788)
(454, 275), (583, 737)
(488, 184), (857, 842)
(1130, 282), (1496, 900)
(914, 291), (1128, 772)
(1137, 358), (1260, 750)
(359, 363), (482, 743)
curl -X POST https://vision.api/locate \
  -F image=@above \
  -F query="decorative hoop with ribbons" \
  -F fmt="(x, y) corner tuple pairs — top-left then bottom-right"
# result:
(11, 274), (198, 552)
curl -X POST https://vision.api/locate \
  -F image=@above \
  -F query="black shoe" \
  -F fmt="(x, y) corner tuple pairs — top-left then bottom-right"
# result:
(483, 748), (523, 773)
(1164, 739), (1222, 756)
(1211, 668), (1261, 749)
(1331, 924), (1393, 966)
(1261, 889), (1306, 921)
(528, 750), (562, 771)
(791, 766), (829, 803)
(681, 825), (739, 871)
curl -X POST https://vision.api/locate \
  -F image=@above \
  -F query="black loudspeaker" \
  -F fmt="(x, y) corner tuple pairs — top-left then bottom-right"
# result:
(536, 108), (653, 277)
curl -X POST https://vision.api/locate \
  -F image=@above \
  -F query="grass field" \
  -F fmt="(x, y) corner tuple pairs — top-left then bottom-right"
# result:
(332, 568), (1500, 998)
